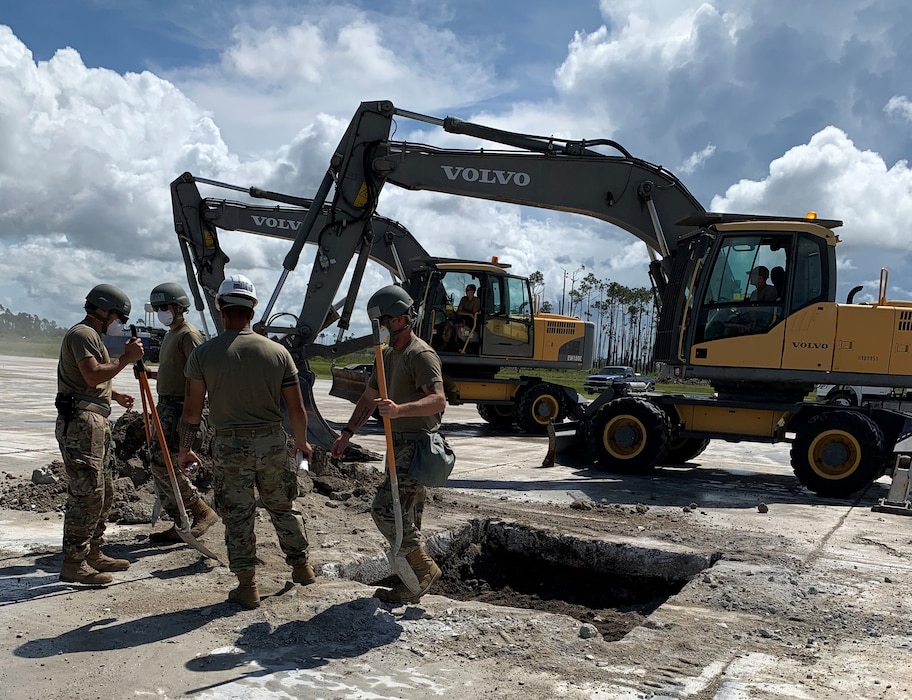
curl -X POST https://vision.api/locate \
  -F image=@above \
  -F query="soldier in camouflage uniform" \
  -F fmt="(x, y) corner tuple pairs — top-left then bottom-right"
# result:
(144, 282), (218, 544)
(331, 284), (447, 605)
(56, 284), (145, 585)
(177, 274), (314, 609)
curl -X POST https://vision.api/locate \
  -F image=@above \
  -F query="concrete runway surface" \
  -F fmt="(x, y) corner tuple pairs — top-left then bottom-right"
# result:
(3, 354), (912, 699)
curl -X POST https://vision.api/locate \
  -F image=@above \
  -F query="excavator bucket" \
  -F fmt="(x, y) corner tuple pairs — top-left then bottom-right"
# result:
(329, 364), (372, 405)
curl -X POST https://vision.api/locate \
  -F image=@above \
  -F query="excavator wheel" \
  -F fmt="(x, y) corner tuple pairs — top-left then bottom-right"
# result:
(663, 437), (710, 465)
(587, 397), (671, 473)
(477, 403), (515, 427)
(790, 410), (884, 498)
(515, 384), (564, 434)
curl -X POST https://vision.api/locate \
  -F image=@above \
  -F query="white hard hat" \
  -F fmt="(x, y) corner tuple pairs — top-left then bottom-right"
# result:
(216, 274), (258, 309)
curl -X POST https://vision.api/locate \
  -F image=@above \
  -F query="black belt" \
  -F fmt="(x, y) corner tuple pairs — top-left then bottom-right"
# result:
(214, 425), (282, 438)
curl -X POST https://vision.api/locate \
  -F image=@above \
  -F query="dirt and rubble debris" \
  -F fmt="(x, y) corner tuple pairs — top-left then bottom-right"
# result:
(0, 411), (386, 523)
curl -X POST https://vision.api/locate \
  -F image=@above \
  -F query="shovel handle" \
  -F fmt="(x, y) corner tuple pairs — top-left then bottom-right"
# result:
(372, 319), (406, 557)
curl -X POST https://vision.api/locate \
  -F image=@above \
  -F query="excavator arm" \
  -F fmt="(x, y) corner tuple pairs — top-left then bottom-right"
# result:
(313, 101), (706, 302)
(171, 172), (430, 352)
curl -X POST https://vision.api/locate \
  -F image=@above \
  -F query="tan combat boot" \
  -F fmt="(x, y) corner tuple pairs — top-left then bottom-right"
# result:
(60, 559), (113, 586)
(228, 570), (260, 609)
(189, 499), (218, 538)
(406, 546), (441, 597)
(374, 547), (441, 605)
(292, 561), (316, 585)
(86, 543), (130, 572)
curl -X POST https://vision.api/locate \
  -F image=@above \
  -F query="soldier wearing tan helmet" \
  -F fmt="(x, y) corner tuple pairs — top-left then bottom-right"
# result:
(56, 283), (144, 586)
(177, 274), (314, 609)
(144, 282), (218, 545)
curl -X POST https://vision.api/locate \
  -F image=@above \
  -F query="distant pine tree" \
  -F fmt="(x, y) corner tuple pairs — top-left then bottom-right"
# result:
(0, 303), (66, 338)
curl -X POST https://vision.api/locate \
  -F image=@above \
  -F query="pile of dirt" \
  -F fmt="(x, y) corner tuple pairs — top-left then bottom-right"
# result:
(0, 411), (386, 522)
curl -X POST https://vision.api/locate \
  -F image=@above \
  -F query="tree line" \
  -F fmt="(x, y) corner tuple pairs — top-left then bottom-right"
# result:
(529, 271), (657, 373)
(0, 304), (66, 338)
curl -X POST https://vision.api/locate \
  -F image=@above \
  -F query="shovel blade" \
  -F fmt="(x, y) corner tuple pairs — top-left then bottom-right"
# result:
(176, 526), (225, 565)
(388, 551), (421, 594)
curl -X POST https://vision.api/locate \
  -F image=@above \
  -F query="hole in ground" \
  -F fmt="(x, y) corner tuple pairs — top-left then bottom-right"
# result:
(420, 519), (718, 641)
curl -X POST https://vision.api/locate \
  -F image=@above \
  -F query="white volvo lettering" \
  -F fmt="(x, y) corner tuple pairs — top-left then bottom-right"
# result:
(251, 215), (303, 232)
(440, 165), (531, 187)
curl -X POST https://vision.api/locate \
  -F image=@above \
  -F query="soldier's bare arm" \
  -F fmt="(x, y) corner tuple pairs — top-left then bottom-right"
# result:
(330, 385), (380, 458)
(281, 380), (312, 459)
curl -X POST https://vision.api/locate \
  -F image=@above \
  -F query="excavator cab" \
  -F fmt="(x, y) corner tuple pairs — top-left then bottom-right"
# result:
(657, 215), (839, 399)
(414, 262), (535, 359)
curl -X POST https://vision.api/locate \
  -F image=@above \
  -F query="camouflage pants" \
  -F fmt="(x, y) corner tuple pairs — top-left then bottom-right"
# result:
(56, 411), (114, 561)
(211, 426), (309, 573)
(149, 399), (202, 519)
(371, 440), (426, 552)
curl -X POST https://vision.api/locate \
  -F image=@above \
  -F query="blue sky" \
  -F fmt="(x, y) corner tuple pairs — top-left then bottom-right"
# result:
(2, 0), (912, 330)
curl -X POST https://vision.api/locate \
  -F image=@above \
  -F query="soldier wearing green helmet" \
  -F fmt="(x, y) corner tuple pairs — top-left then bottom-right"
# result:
(55, 283), (144, 586)
(144, 282), (218, 545)
(331, 284), (449, 605)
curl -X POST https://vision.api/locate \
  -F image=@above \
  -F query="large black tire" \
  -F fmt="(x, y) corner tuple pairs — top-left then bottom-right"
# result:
(663, 437), (710, 465)
(791, 410), (884, 498)
(515, 384), (564, 434)
(477, 403), (515, 427)
(586, 397), (671, 473)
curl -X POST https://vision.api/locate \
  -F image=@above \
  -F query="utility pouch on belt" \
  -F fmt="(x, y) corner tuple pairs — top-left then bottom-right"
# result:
(409, 431), (456, 487)
(54, 393), (78, 420)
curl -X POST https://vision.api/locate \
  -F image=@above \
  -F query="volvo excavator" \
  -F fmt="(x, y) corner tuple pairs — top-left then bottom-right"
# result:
(170, 174), (595, 444)
(173, 99), (912, 500)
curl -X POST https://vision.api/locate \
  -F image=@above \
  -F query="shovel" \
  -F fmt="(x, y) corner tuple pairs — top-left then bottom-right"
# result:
(135, 371), (163, 526)
(372, 319), (421, 594)
(130, 327), (225, 565)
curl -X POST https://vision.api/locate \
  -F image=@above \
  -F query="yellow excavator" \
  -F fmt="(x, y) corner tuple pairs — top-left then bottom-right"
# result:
(170, 175), (595, 441)
(173, 100), (912, 499)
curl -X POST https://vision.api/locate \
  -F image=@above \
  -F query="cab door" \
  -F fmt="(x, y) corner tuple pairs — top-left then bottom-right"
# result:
(481, 275), (534, 358)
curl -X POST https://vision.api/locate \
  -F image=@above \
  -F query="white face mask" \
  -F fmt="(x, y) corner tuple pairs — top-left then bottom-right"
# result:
(105, 319), (125, 336)
(157, 309), (175, 326)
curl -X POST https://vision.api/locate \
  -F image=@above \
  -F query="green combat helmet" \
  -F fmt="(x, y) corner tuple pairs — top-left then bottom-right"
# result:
(85, 284), (131, 317)
(367, 285), (414, 321)
(150, 282), (190, 309)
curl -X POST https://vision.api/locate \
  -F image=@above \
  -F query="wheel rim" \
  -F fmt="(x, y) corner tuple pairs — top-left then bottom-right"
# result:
(807, 429), (861, 479)
(530, 394), (560, 425)
(490, 405), (513, 420)
(601, 414), (647, 459)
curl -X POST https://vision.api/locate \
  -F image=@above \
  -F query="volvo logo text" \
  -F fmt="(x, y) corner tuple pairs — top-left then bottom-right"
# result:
(791, 342), (829, 349)
(251, 215), (303, 231)
(441, 166), (530, 186)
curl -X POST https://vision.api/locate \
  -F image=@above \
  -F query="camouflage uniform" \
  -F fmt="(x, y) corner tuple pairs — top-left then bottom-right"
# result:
(149, 321), (206, 517)
(56, 324), (116, 562)
(368, 334), (443, 552)
(211, 427), (308, 571)
(185, 328), (310, 574)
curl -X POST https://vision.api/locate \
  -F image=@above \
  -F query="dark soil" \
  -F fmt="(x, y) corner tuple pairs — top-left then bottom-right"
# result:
(0, 411), (386, 521)
(434, 538), (682, 640)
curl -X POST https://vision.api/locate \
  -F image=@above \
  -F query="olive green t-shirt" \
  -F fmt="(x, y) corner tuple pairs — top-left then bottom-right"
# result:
(368, 334), (443, 433)
(57, 322), (112, 403)
(185, 329), (297, 429)
(457, 295), (481, 316)
(157, 321), (203, 398)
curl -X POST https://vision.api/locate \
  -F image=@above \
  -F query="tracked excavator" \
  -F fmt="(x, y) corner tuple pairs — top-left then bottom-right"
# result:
(175, 99), (912, 499)
(170, 174), (595, 445)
